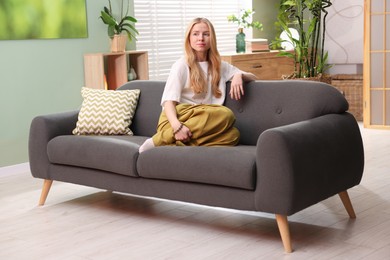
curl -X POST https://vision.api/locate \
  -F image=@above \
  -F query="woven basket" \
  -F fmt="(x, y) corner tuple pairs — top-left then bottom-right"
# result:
(331, 74), (363, 121)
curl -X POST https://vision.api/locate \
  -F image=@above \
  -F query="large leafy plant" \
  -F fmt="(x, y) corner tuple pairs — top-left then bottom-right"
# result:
(100, 0), (138, 41)
(274, 0), (332, 79)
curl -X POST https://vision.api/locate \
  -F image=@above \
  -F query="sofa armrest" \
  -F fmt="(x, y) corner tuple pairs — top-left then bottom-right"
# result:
(254, 113), (364, 215)
(29, 110), (79, 179)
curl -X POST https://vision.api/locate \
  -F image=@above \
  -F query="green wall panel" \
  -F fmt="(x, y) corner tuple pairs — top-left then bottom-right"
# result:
(0, 0), (135, 166)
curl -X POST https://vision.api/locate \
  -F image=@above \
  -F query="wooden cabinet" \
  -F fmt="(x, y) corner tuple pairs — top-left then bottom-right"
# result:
(84, 50), (149, 90)
(221, 51), (295, 80)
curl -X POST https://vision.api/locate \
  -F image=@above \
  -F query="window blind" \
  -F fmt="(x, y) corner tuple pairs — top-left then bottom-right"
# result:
(134, 0), (241, 80)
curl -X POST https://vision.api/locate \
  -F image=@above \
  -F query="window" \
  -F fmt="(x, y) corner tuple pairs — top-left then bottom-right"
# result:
(134, 0), (242, 80)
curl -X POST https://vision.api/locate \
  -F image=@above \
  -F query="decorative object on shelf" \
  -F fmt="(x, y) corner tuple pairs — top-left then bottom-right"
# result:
(99, 0), (139, 52)
(245, 38), (269, 52)
(128, 66), (137, 81)
(104, 75), (108, 90)
(236, 28), (246, 53)
(272, 0), (332, 80)
(227, 9), (263, 54)
(110, 34), (128, 52)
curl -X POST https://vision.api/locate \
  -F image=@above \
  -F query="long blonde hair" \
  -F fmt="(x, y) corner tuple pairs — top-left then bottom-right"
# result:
(184, 18), (222, 98)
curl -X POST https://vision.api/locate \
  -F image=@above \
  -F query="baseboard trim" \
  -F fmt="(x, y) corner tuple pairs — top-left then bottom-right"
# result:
(0, 162), (30, 176)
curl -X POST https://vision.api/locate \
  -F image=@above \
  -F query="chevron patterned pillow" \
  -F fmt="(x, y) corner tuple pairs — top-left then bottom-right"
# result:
(72, 87), (140, 135)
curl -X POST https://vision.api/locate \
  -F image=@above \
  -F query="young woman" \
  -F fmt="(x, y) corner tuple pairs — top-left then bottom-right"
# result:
(139, 17), (257, 153)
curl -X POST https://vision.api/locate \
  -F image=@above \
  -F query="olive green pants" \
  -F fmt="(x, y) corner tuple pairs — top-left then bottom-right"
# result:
(152, 104), (240, 147)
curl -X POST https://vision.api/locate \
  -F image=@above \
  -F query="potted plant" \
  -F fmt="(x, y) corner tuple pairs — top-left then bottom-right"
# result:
(100, 0), (139, 52)
(227, 9), (263, 53)
(273, 0), (332, 82)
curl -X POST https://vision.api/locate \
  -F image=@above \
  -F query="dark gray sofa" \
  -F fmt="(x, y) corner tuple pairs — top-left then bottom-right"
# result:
(29, 80), (364, 252)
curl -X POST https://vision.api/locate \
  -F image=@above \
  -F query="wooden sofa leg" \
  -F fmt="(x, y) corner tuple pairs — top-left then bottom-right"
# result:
(338, 190), (356, 218)
(275, 214), (293, 253)
(39, 180), (53, 206)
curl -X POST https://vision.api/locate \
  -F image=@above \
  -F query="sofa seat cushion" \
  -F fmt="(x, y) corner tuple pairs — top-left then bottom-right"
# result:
(137, 145), (256, 190)
(47, 135), (147, 177)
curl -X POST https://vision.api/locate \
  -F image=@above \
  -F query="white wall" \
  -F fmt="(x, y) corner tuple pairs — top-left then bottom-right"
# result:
(325, 0), (364, 74)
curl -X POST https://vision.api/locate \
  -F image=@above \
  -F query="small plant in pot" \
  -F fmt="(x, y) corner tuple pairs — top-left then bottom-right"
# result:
(272, 0), (332, 82)
(227, 9), (263, 53)
(100, 0), (139, 52)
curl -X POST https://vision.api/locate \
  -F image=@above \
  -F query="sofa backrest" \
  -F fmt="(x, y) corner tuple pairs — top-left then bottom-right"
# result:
(119, 80), (348, 145)
(119, 81), (165, 137)
(224, 80), (348, 145)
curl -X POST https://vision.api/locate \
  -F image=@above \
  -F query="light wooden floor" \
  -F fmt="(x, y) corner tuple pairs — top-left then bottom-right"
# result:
(1, 123), (390, 259)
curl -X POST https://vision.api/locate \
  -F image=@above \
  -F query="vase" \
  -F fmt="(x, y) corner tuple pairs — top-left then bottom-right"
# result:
(128, 67), (137, 81)
(236, 28), (246, 53)
(110, 34), (127, 52)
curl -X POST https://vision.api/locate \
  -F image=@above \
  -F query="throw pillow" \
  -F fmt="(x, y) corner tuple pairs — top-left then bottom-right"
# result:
(72, 87), (140, 135)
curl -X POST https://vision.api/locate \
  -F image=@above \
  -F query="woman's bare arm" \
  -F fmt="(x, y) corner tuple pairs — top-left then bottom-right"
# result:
(163, 101), (192, 142)
(242, 72), (257, 81)
(229, 72), (257, 100)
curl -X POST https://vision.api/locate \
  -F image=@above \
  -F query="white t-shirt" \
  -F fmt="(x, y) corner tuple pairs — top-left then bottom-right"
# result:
(161, 57), (242, 106)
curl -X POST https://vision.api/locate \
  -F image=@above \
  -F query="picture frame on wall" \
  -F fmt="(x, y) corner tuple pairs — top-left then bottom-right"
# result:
(0, 0), (88, 40)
